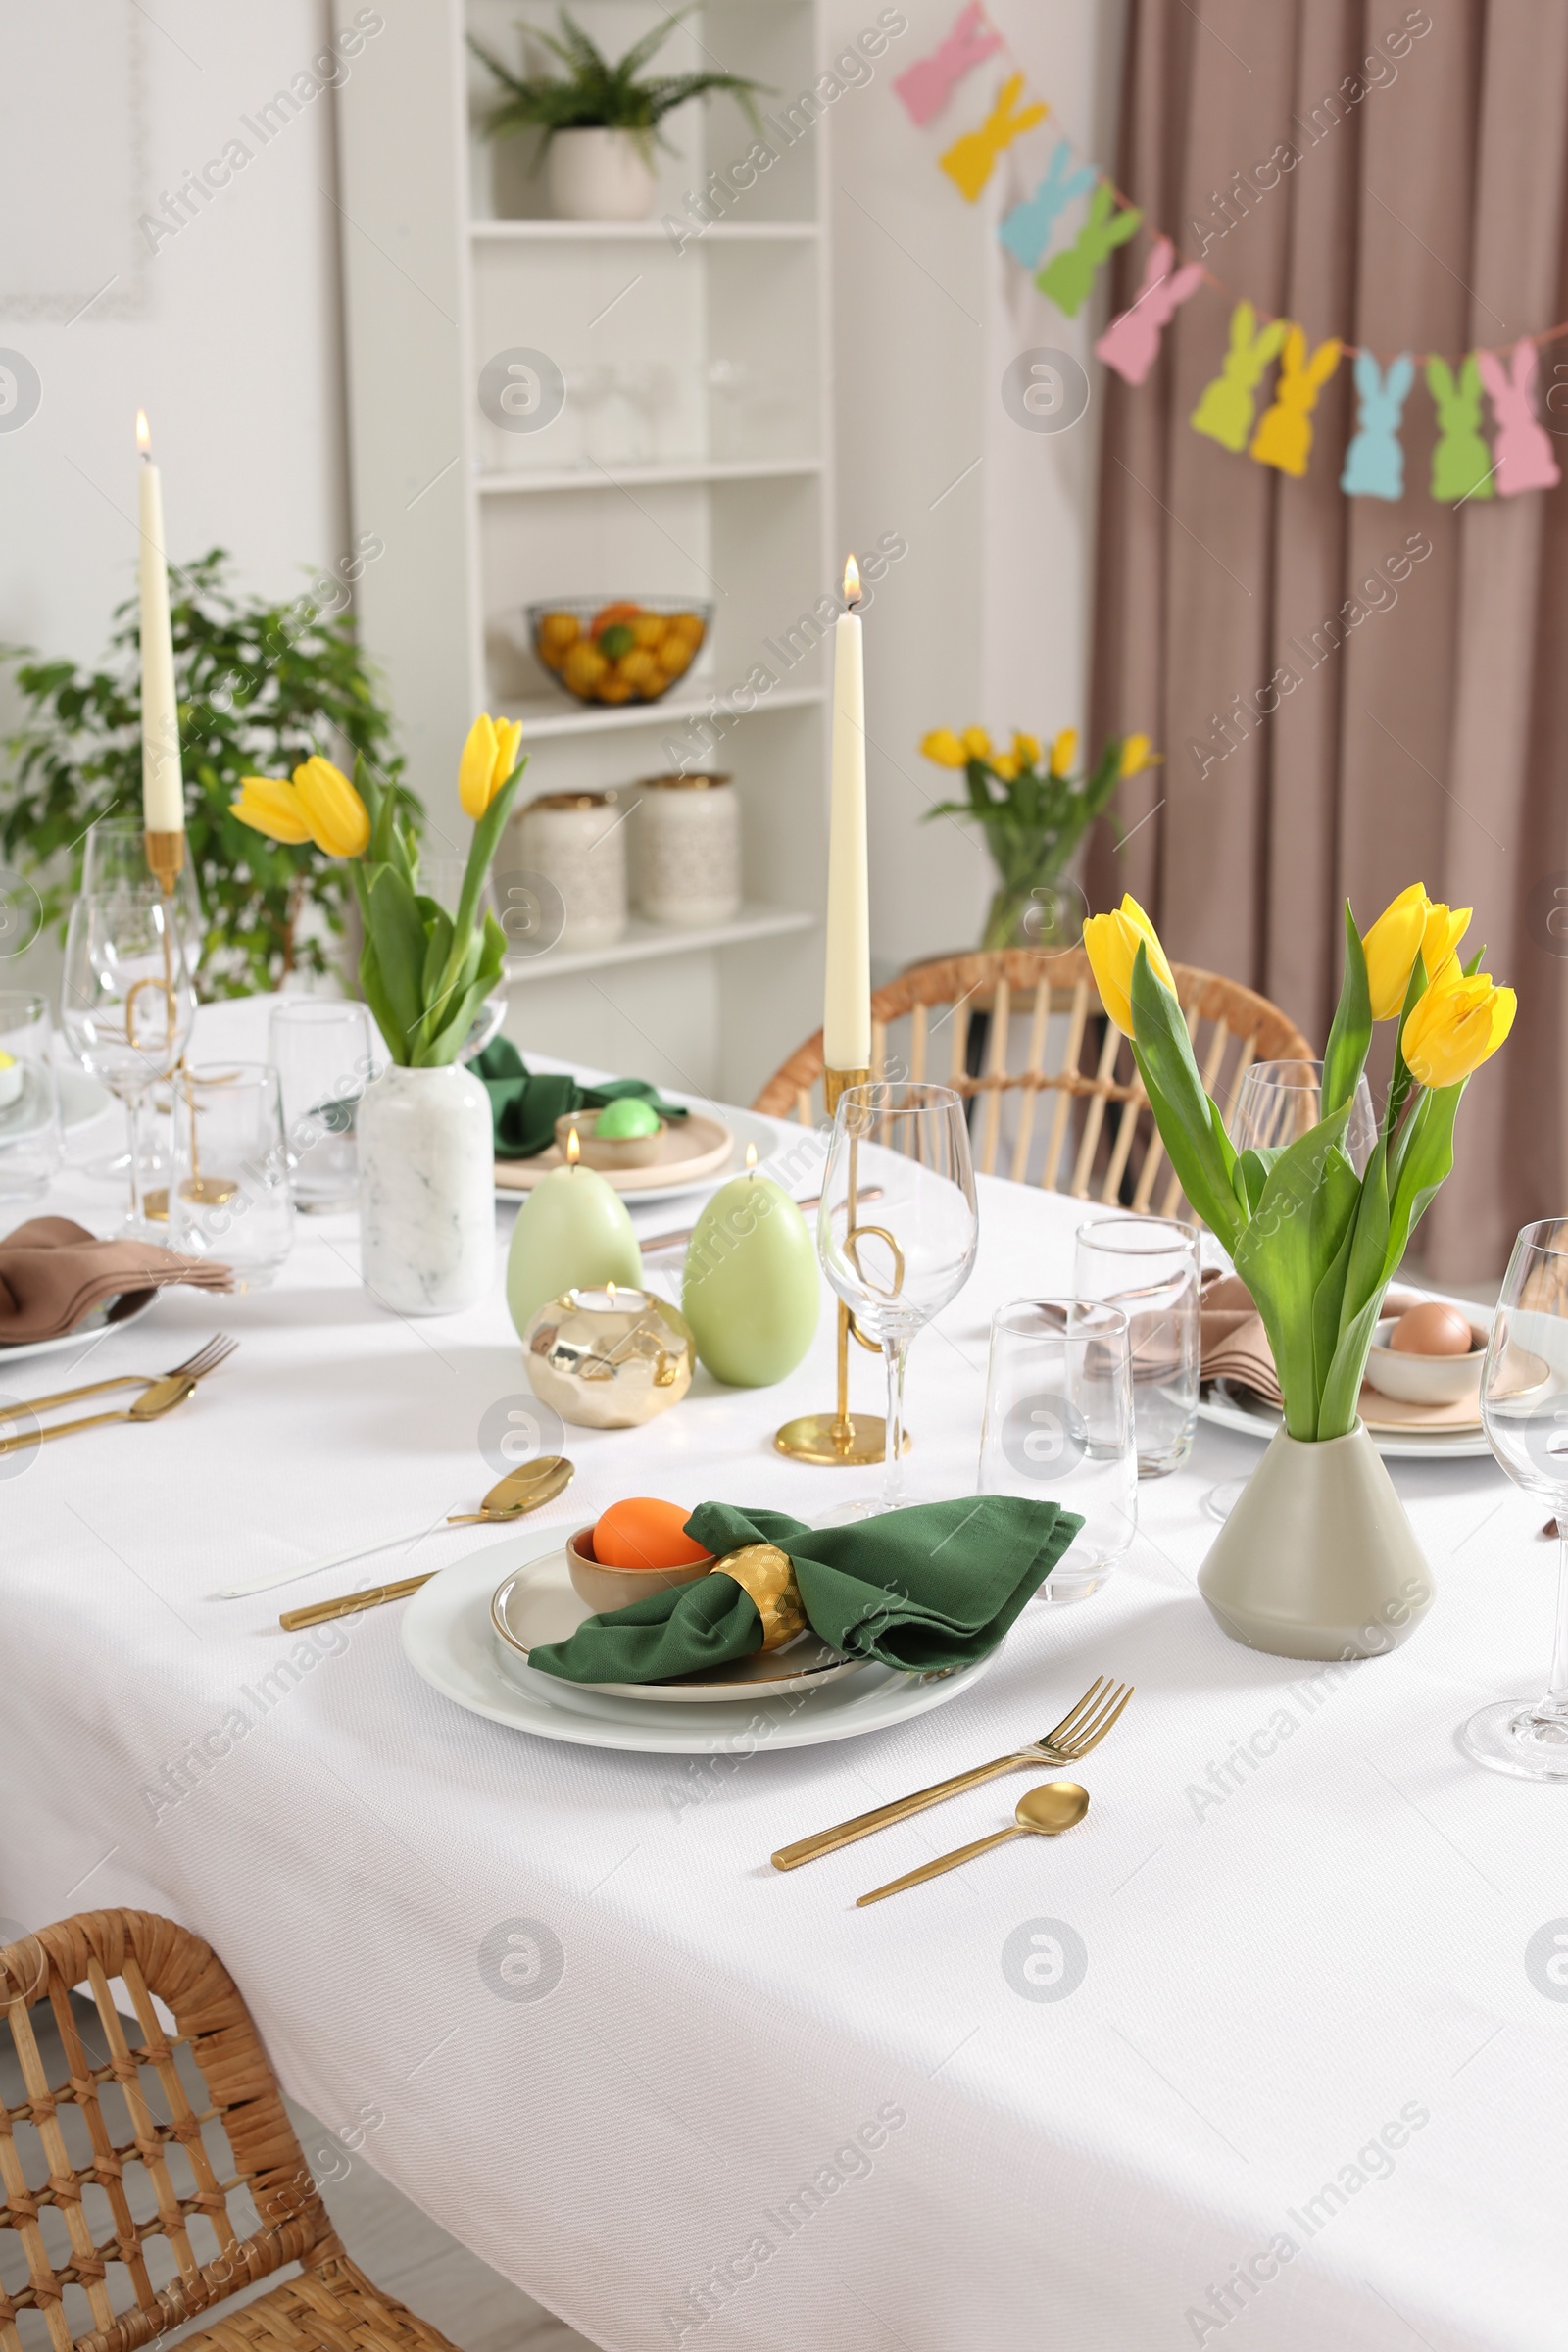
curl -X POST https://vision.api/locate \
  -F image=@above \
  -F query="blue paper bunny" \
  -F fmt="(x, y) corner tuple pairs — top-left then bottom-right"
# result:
(1340, 351), (1415, 501)
(999, 138), (1097, 271)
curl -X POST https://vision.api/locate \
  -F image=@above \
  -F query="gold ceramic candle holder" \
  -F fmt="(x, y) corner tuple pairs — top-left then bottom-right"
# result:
(523, 1284), (694, 1428)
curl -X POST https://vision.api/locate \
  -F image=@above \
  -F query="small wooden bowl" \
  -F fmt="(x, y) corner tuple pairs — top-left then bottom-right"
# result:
(565, 1523), (714, 1614)
(553, 1109), (667, 1170)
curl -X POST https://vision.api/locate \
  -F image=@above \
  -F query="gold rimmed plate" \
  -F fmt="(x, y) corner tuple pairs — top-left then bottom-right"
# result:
(489, 1545), (867, 1702)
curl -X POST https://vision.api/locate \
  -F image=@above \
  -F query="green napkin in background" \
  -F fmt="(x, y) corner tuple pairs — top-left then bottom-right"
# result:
(526, 1496), (1084, 1684)
(474, 1038), (689, 1160)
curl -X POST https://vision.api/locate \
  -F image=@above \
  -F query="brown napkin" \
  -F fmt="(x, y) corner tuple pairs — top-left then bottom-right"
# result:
(0, 1216), (232, 1345)
(1200, 1271), (1425, 1410)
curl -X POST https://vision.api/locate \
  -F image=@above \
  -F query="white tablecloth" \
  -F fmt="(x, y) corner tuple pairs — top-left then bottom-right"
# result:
(3, 998), (1563, 2352)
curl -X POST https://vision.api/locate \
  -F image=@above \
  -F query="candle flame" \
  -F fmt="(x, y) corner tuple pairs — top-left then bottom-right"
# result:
(843, 553), (861, 608)
(607, 1280), (616, 1301)
(746, 1142), (758, 1171)
(135, 409), (151, 456)
(565, 1125), (579, 1165)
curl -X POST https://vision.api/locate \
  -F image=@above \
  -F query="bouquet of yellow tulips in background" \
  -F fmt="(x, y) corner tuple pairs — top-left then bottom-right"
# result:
(1083, 884), (1515, 1442)
(233, 714), (526, 1066)
(918, 723), (1158, 951)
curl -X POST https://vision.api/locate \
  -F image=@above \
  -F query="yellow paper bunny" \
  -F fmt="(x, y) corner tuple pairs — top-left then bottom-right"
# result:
(1249, 325), (1344, 477)
(940, 74), (1048, 203)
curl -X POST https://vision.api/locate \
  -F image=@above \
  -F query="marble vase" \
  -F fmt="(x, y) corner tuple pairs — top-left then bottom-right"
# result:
(359, 1063), (494, 1315)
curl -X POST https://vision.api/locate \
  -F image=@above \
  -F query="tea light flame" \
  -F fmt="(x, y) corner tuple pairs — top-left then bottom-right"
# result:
(745, 1142), (758, 1176)
(565, 1125), (580, 1166)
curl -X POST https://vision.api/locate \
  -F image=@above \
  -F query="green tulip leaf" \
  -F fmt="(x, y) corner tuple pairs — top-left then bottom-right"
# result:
(1321, 904), (1372, 1120)
(364, 863), (428, 1054)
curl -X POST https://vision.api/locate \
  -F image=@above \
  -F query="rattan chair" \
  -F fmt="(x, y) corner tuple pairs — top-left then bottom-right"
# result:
(0, 1910), (460, 2352)
(753, 946), (1313, 1217)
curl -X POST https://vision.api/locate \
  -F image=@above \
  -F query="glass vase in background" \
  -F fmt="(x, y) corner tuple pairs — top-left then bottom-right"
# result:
(0, 993), (65, 1206)
(169, 1062), (295, 1289)
(978, 1298), (1137, 1607)
(1074, 1215), (1200, 1476)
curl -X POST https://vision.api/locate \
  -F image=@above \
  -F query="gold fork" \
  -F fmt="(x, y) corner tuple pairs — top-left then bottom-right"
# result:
(0, 1335), (236, 1422)
(0, 1371), (212, 1455)
(770, 1675), (1133, 1871)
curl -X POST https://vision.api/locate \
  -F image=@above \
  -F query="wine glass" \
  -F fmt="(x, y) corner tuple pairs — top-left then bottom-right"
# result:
(1204, 1057), (1382, 1521)
(817, 1082), (978, 1516)
(80, 815), (204, 972)
(61, 891), (196, 1235)
(1460, 1219), (1568, 1779)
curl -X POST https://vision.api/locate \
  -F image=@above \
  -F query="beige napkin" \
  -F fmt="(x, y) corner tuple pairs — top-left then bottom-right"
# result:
(0, 1215), (232, 1345)
(1200, 1272), (1427, 1412)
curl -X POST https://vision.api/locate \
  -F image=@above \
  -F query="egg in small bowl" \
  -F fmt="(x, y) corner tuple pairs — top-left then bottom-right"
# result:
(1363, 1299), (1486, 1406)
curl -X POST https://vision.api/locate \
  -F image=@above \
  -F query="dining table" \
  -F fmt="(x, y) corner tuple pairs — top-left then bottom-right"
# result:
(1, 992), (1562, 2352)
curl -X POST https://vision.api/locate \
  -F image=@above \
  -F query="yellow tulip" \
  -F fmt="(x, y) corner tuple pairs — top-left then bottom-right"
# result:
(1082, 892), (1177, 1038)
(292, 756), (370, 858)
(919, 728), (967, 768)
(459, 712), (523, 820)
(1120, 731), (1160, 778)
(1361, 882), (1431, 1020)
(990, 753), (1018, 781)
(231, 775), (313, 845)
(1012, 731), (1042, 766)
(960, 726), (992, 759)
(1050, 727), (1078, 778)
(1400, 965), (1516, 1089)
(1420, 898), (1470, 990)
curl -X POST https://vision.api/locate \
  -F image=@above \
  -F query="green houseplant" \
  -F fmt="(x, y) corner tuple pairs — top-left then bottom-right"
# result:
(470, 7), (768, 220)
(0, 549), (417, 995)
(919, 723), (1157, 950)
(1084, 884), (1516, 1659)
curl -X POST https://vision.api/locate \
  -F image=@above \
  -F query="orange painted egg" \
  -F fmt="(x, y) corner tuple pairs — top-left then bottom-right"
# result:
(592, 1497), (710, 1571)
(1389, 1300), (1474, 1357)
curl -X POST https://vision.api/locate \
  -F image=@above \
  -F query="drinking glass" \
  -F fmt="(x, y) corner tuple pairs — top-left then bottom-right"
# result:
(818, 1082), (978, 1513)
(0, 992), (64, 1202)
(978, 1299), (1137, 1606)
(1229, 1059), (1379, 1175)
(1460, 1220), (1568, 1779)
(168, 1062), (295, 1289)
(270, 1000), (378, 1211)
(77, 820), (202, 1190)
(1075, 1215), (1200, 1476)
(61, 892), (196, 1234)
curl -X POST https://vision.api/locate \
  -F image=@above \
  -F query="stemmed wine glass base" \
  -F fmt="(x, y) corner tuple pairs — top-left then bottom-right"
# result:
(810, 1484), (949, 1529)
(1204, 1478), (1247, 1522)
(1459, 1699), (1568, 1781)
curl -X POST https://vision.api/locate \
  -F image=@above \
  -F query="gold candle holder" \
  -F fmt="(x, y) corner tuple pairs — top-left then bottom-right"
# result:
(144, 829), (186, 896)
(774, 1065), (907, 1468)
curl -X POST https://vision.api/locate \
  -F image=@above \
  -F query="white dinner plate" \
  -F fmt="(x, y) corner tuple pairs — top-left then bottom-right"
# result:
(58, 1069), (114, 1130)
(1198, 1380), (1494, 1460)
(493, 1102), (783, 1204)
(402, 1525), (993, 1755)
(0, 1289), (156, 1366)
(490, 1544), (866, 1700)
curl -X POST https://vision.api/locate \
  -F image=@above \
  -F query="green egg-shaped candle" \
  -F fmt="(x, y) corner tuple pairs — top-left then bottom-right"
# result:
(507, 1160), (643, 1336)
(682, 1172), (820, 1386)
(595, 1096), (662, 1140)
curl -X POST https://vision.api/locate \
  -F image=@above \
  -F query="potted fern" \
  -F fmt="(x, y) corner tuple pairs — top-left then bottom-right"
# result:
(470, 7), (768, 221)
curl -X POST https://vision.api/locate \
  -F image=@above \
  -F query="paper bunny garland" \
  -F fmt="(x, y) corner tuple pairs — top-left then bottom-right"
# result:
(1478, 340), (1560, 496)
(1095, 237), (1205, 385)
(1341, 353), (1416, 499)
(939, 74), (1047, 202)
(893, 2), (1004, 128)
(1250, 328), (1344, 475)
(1426, 356), (1494, 501)
(1000, 139), (1095, 272)
(1191, 304), (1290, 452)
(1037, 184), (1143, 317)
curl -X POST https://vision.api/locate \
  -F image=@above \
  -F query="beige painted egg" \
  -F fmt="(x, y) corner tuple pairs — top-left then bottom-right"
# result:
(1389, 1300), (1474, 1357)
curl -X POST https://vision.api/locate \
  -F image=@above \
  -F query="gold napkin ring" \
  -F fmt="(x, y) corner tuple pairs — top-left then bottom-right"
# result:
(710, 1544), (807, 1651)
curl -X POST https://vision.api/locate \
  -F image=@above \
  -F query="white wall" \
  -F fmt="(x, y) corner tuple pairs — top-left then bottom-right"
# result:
(0, 0), (1121, 1008)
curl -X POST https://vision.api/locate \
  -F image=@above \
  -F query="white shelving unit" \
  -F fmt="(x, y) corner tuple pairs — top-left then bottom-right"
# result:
(333, 0), (834, 1104)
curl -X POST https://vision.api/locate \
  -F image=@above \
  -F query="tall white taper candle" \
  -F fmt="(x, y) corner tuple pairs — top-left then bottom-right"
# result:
(136, 410), (184, 836)
(823, 554), (870, 1070)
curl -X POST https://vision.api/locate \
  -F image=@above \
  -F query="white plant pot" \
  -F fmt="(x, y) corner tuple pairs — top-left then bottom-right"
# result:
(547, 128), (656, 221)
(358, 1064), (495, 1316)
(1198, 1422), (1436, 1661)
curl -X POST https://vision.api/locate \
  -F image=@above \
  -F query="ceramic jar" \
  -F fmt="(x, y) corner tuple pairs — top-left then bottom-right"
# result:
(516, 791), (627, 951)
(358, 1063), (495, 1315)
(636, 772), (742, 928)
(547, 128), (657, 221)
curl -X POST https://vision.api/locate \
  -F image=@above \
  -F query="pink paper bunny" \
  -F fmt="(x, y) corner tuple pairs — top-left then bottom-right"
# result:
(1477, 340), (1560, 496)
(893, 2), (1004, 128)
(1094, 237), (1205, 386)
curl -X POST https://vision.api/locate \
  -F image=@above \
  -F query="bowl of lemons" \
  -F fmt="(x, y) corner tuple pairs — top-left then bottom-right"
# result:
(528, 597), (711, 707)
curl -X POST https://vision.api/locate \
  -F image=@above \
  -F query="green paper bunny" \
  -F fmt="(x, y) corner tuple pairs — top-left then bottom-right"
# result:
(1036, 185), (1143, 318)
(1427, 354), (1495, 502)
(1191, 301), (1289, 453)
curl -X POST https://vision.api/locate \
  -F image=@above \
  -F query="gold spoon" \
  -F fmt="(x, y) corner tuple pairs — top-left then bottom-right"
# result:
(856, 1781), (1090, 1907)
(276, 1458), (574, 1632)
(222, 1455), (575, 1598)
(0, 1373), (198, 1456)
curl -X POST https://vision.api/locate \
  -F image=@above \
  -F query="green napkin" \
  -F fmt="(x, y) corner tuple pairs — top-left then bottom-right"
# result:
(527, 1496), (1084, 1684)
(474, 1038), (689, 1160)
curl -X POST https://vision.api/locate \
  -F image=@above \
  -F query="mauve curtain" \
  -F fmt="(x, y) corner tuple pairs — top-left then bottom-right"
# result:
(1087, 0), (1568, 1282)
